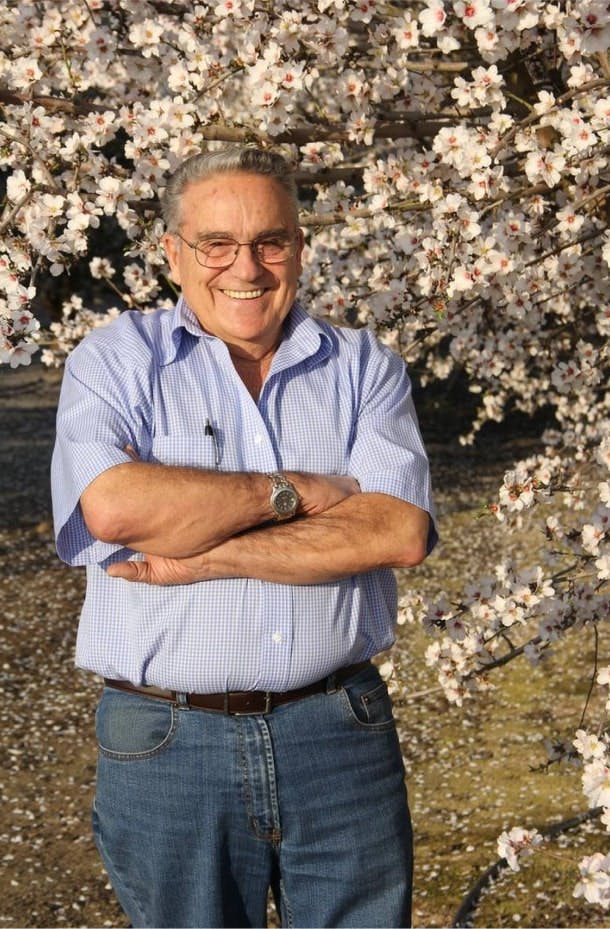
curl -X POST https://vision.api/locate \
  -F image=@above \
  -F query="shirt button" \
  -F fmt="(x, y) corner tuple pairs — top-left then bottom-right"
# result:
(254, 434), (263, 445)
(271, 631), (283, 644)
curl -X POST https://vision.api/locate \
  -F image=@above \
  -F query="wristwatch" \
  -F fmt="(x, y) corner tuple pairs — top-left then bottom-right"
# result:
(267, 472), (300, 521)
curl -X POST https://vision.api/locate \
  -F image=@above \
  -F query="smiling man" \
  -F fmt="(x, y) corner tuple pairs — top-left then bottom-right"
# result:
(165, 169), (303, 365)
(51, 147), (437, 929)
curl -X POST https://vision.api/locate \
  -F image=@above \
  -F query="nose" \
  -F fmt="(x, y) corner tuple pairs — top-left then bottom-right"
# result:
(229, 242), (265, 276)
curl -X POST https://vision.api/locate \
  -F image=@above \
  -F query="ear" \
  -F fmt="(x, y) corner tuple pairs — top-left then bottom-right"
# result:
(163, 233), (182, 285)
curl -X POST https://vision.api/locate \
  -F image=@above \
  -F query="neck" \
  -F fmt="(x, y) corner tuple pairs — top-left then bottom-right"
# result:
(230, 350), (275, 401)
(228, 339), (279, 365)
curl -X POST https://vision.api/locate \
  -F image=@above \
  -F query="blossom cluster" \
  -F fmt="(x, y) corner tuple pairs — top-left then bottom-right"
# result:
(418, 448), (609, 700)
(413, 444), (609, 906)
(570, 719), (610, 907)
(494, 712), (610, 907)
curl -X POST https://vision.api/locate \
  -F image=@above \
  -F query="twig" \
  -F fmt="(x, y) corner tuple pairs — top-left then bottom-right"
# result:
(452, 806), (604, 928)
(578, 624), (600, 730)
(300, 200), (428, 228)
(0, 189), (36, 235)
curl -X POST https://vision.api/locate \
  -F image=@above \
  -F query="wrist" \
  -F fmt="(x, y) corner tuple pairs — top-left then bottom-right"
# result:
(199, 538), (235, 580)
(266, 471), (300, 521)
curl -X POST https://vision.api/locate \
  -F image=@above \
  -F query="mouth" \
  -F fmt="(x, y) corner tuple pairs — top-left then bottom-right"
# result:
(221, 288), (266, 300)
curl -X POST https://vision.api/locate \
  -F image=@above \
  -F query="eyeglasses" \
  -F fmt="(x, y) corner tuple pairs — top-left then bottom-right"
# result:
(174, 231), (298, 268)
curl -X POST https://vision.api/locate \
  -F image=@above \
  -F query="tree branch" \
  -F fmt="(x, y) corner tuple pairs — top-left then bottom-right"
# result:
(452, 807), (604, 929)
(0, 86), (457, 145)
(492, 78), (610, 158)
(0, 189), (39, 235)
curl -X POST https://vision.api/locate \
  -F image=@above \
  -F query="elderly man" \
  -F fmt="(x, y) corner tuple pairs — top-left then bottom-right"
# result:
(51, 147), (436, 929)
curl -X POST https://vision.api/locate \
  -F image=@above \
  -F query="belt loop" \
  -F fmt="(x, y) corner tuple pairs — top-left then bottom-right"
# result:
(223, 692), (230, 715)
(175, 691), (189, 708)
(326, 672), (338, 694)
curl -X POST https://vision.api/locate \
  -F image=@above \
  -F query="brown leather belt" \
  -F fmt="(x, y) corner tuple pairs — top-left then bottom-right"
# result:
(104, 661), (371, 715)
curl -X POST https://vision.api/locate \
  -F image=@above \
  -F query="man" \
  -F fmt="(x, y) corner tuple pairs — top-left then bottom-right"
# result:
(51, 147), (436, 929)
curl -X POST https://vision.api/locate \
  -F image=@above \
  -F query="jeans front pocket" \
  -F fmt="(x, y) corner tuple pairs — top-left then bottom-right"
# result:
(96, 689), (178, 760)
(339, 666), (396, 731)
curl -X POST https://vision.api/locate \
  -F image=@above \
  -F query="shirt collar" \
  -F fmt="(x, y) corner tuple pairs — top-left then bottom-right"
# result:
(159, 296), (332, 368)
(276, 300), (333, 369)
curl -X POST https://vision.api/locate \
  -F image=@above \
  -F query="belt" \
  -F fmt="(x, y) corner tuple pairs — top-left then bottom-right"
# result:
(104, 661), (371, 716)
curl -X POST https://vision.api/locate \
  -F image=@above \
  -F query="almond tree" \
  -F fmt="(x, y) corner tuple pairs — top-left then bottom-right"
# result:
(1, 0), (609, 908)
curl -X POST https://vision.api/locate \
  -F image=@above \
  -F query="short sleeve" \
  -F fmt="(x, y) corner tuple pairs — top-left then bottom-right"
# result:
(51, 350), (140, 566)
(348, 334), (438, 551)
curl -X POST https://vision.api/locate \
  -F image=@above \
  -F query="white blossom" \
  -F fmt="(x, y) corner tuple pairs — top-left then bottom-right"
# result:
(0, 339), (38, 367)
(419, 0), (447, 36)
(573, 729), (607, 761)
(573, 854), (610, 908)
(581, 759), (610, 808)
(497, 827), (543, 871)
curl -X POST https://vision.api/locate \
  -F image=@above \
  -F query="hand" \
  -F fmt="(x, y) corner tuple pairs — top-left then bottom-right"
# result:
(107, 552), (212, 586)
(290, 473), (360, 517)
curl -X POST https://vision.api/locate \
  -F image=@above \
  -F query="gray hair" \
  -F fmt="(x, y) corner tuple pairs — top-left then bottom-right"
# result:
(161, 147), (299, 232)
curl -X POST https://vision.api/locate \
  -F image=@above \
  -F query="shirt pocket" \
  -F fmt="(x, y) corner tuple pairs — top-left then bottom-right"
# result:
(151, 435), (219, 470)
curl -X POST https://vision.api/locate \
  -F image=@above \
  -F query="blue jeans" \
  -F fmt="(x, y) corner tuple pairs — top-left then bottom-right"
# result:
(92, 664), (412, 928)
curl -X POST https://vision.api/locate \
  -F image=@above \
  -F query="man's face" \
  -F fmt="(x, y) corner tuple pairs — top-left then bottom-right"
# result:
(163, 172), (304, 358)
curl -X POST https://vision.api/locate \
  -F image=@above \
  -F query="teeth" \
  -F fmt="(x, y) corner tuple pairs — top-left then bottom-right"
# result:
(222, 289), (265, 299)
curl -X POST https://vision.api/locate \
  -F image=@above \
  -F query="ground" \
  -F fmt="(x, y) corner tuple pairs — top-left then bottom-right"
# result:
(0, 361), (607, 929)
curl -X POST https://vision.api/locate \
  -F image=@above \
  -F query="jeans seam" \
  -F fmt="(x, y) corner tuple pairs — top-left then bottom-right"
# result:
(258, 718), (282, 845)
(238, 717), (283, 844)
(237, 718), (258, 839)
(279, 876), (294, 929)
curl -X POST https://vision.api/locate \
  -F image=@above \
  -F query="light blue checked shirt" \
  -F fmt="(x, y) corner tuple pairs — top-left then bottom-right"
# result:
(52, 298), (436, 692)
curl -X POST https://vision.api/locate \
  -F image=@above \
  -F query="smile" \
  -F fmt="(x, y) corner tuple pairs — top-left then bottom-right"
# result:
(222, 289), (265, 299)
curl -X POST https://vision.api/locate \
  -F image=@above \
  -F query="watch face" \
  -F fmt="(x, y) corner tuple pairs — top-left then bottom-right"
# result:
(274, 488), (298, 515)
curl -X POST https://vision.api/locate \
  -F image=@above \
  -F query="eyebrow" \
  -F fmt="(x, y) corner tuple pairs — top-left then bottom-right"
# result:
(194, 226), (293, 242)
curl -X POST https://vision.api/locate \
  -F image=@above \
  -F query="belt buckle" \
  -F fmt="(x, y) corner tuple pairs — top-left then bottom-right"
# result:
(225, 691), (273, 715)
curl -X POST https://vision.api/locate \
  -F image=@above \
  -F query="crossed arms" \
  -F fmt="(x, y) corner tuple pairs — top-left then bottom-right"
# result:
(80, 462), (431, 586)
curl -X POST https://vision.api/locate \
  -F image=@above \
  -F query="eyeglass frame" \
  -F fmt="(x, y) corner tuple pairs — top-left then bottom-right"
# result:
(172, 229), (300, 269)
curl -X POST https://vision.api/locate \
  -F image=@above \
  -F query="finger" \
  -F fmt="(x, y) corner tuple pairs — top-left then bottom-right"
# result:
(123, 443), (140, 461)
(106, 560), (147, 582)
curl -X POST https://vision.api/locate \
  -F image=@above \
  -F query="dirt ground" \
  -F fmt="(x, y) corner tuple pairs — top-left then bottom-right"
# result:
(0, 363), (125, 929)
(0, 360), (606, 929)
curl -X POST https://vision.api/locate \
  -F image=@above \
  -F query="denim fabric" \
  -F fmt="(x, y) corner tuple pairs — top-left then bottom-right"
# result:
(92, 664), (413, 928)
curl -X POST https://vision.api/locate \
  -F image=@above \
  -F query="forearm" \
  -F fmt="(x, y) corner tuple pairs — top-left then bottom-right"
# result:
(81, 462), (359, 559)
(107, 492), (431, 585)
(211, 494), (430, 583)
(81, 462), (272, 557)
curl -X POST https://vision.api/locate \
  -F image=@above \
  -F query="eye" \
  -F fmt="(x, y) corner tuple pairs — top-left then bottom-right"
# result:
(259, 236), (288, 249)
(198, 238), (236, 256)
(255, 236), (293, 260)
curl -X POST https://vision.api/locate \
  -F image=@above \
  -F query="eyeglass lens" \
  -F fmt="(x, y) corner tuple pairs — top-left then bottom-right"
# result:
(197, 237), (293, 266)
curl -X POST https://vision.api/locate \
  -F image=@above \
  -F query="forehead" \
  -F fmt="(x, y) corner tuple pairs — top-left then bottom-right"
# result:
(179, 171), (296, 232)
